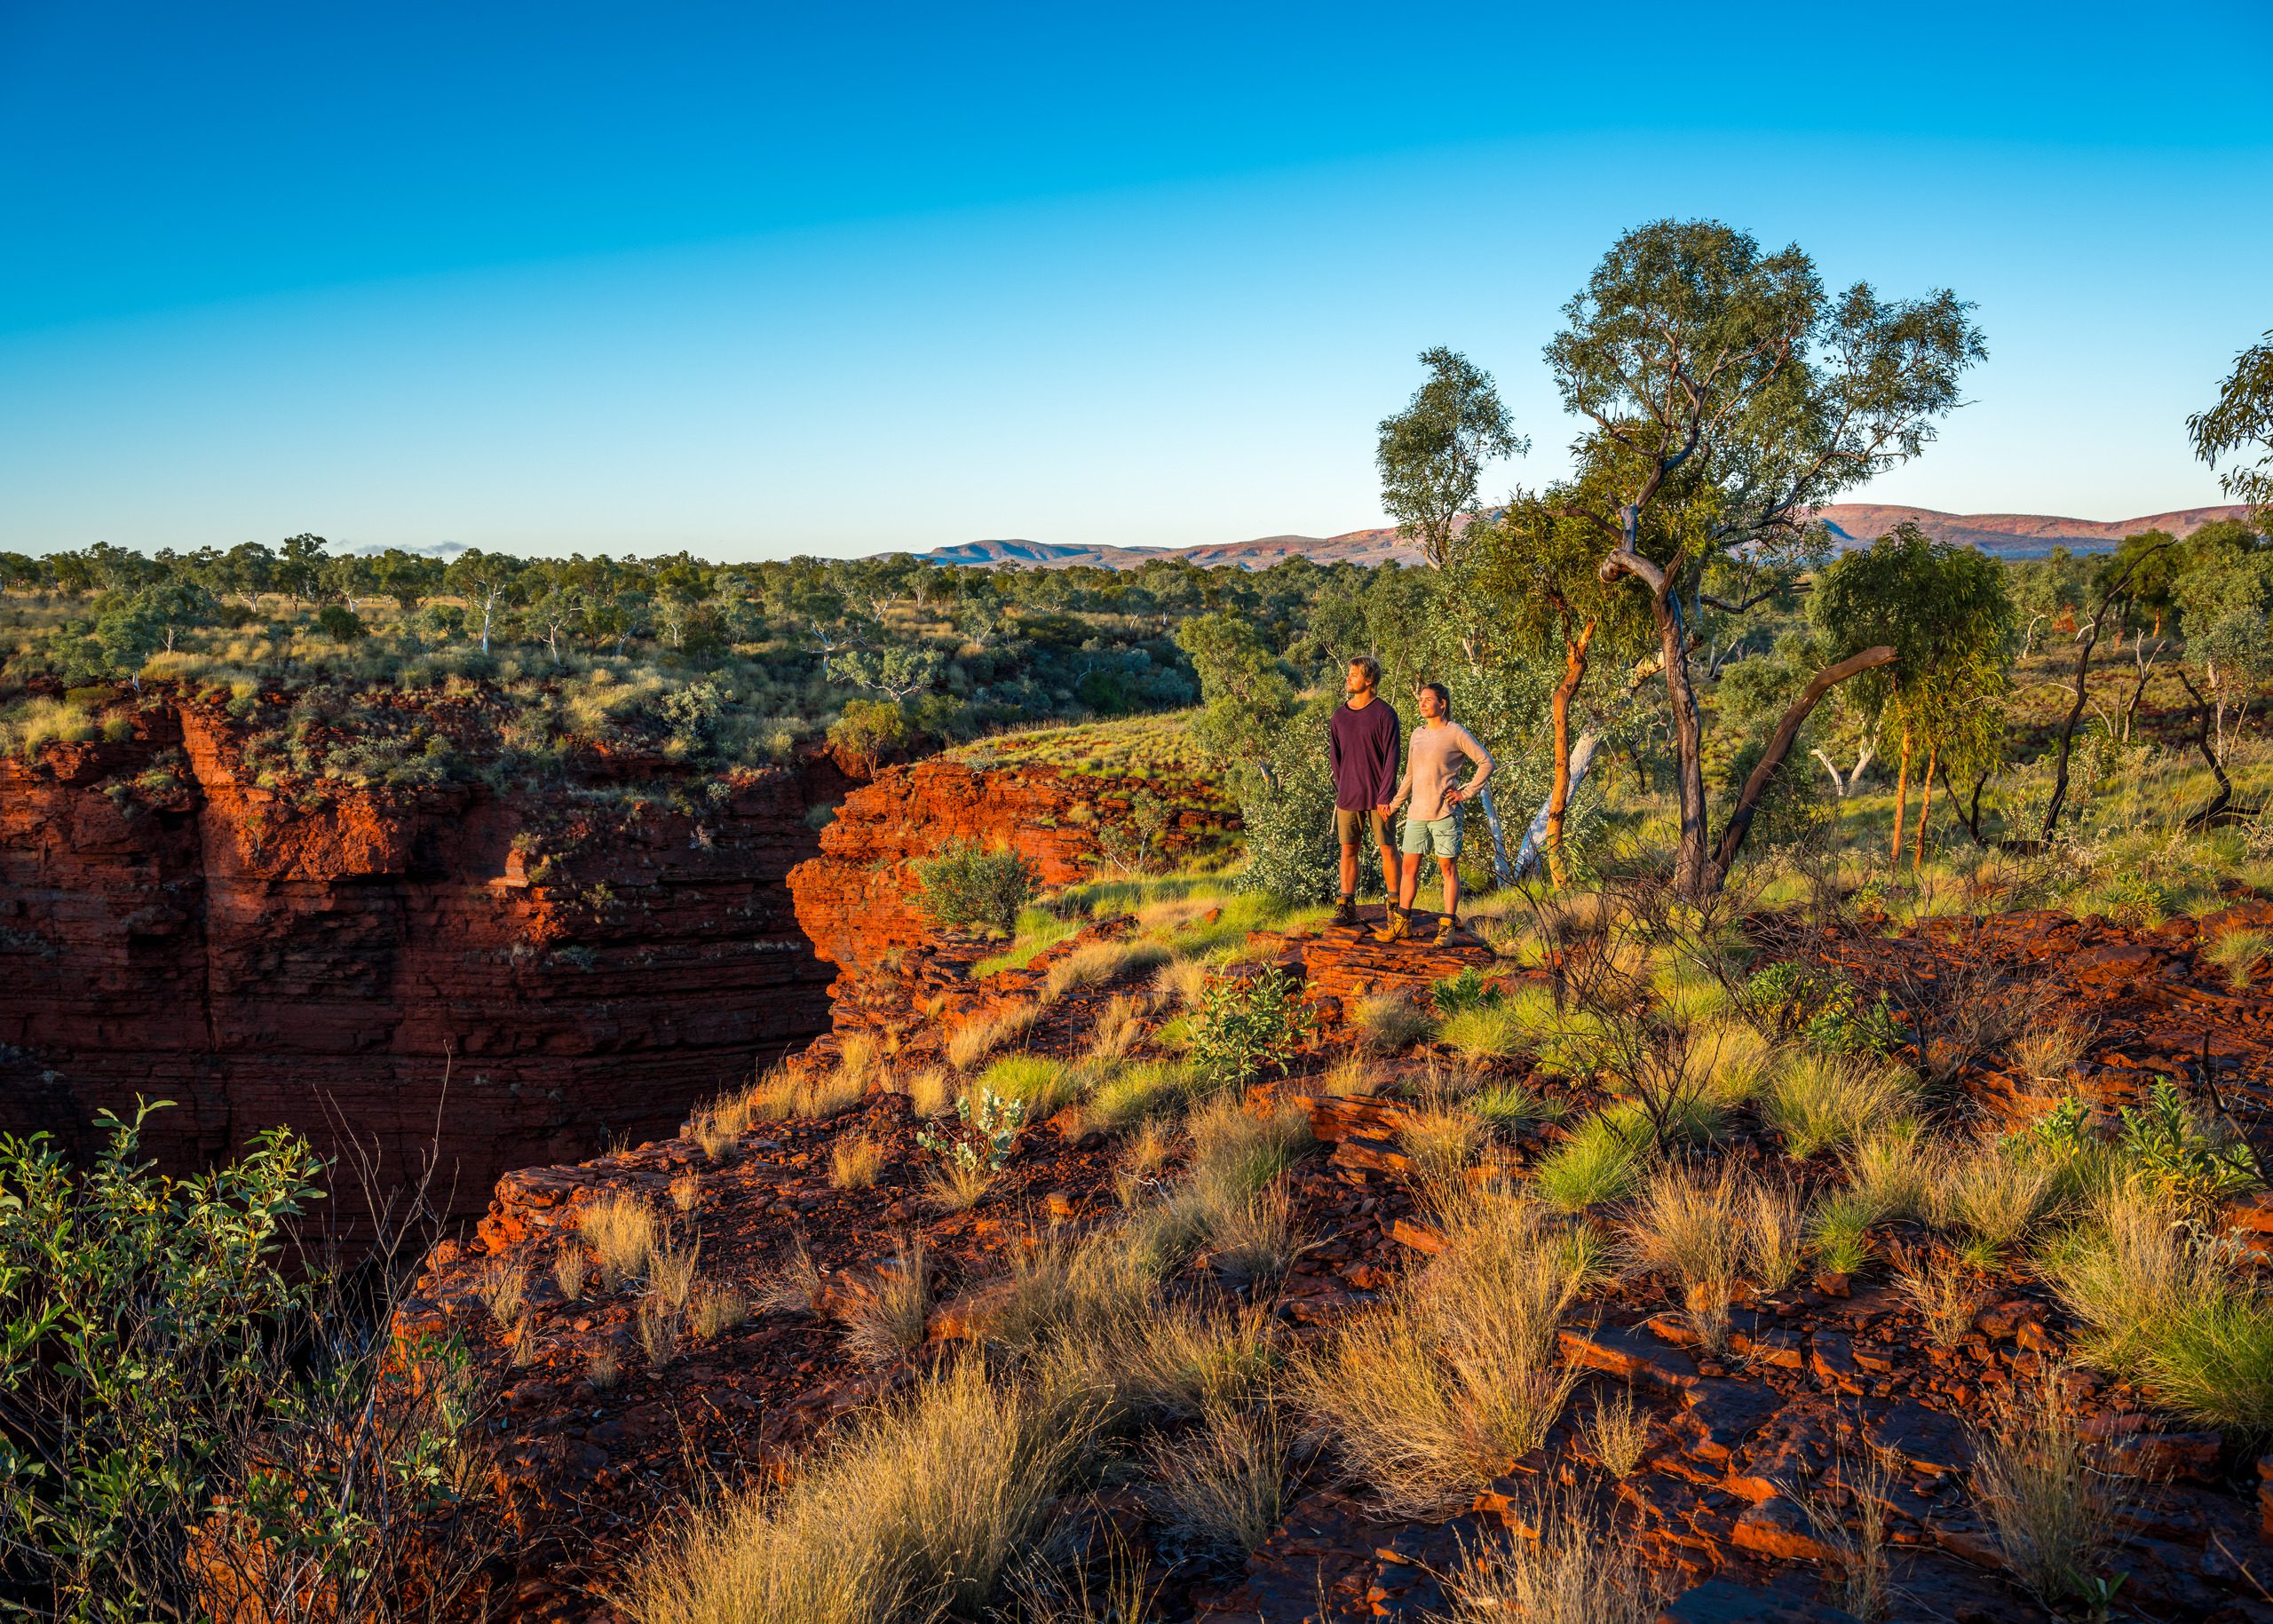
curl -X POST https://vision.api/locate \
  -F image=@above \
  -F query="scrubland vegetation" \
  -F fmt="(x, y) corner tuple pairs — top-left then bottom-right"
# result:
(7, 221), (2272, 1620)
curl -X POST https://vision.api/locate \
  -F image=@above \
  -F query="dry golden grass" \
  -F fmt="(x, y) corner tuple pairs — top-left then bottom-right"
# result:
(1798, 1446), (1895, 1621)
(638, 1303), (681, 1374)
(841, 1241), (932, 1366)
(589, 1343), (621, 1390)
(830, 1136), (884, 1189)
(1841, 1124), (1935, 1222)
(2040, 1183), (2218, 1373)
(1763, 1053), (1917, 1159)
(1086, 994), (1149, 1066)
(552, 1243), (588, 1303)
(1045, 939), (1171, 1002)
(1295, 1193), (1581, 1515)
(1399, 1100), (1485, 1208)
(580, 1194), (659, 1291)
(1929, 1141), (2059, 1258)
(1618, 1163), (1802, 1340)
(622, 1359), (1094, 1624)
(1319, 1055), (1382, 1097)
(691, 1284), (751, 1341)
(904, 1066), (955, 1116)
(946, 1005), (1041, 1072)
(477, 1260), (528, 1326)
(2008, 1020), (2096, 1086)
(669, 1174), (701, 1214)
(1353, 994), (1433, 1056)
(1144, 1403), (1289, 1559)
(1893, 1248), (1980, 1348)
(1968, 1368), (2111, 1605)
(1442, 1502), (1666, 1624)
(756, 1239), (826, 1317)
(924, 1159), (994, 1212)
(1147, 954), (1210, 1010)
(1581, 1386), (1650, 1477)
(649, 1237), (701, 1316)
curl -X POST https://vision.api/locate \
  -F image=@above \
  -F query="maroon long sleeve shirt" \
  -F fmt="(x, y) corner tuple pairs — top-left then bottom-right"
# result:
(1328, 698), (1401, 812)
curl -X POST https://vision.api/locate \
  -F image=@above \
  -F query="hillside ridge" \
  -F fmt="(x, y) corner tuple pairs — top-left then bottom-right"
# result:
(918, 503), (2255, 570)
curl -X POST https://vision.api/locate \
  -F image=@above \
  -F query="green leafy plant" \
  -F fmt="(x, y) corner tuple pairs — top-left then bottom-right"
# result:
(2116, 1079), (2260, 1213)
(1189, 969), (1316, 1092)
(0, 1100), (491, 1621)
(916, 1087), (1028, 1176)
(1430, 966), (1502, 1018)
(912, 841), (1040, 936)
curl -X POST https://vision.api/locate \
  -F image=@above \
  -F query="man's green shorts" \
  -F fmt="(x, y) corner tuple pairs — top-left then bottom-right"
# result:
(1399, 806), (1463, 858)
(1334, 808), (1392, 847)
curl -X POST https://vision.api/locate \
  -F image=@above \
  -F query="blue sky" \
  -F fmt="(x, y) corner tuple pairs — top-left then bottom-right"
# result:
(3, 2), (2269, 560)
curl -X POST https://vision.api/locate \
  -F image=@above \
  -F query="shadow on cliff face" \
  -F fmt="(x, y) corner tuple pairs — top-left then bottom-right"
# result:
(0, 693), (862, 1222)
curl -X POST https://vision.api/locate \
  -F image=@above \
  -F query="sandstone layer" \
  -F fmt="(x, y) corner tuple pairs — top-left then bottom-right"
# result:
(0, 689), (845, 1216)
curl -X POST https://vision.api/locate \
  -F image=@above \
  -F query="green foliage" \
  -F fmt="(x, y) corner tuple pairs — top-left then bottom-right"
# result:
(2190, 328), (2273, 511)
(0, 1101), (480, 1621)
(1189, 969), (1315, 1092)
(1375, 346), (1524, 566)
(1532, 1108), (1647, 1212)
(915, 1088), (1027, 1175)
(2115, 1079), (2261, 1213)
(1430, 966), (1502, 1018)
(315, 603), (368, 643)
(1232, 697), (1341, 905)
(828, 697), (908, 763)
(1742, 962), (1903, 1056)
(912, 841), (1039, 936)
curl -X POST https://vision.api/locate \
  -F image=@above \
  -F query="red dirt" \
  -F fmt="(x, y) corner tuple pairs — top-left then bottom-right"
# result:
(397, 873), (2273, 1622)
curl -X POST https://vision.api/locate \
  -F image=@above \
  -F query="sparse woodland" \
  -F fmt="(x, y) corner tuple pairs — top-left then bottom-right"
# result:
(7, 223), (2273, 1621)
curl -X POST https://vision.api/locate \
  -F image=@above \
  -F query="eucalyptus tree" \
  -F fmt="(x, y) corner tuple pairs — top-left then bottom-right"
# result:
(1811, 524), (2016, 871)
(1376, 347), (1525, 566)
(1467, 479), (1651, 883)
(1545, 218), (1985, 892)
(440, 549), (528, 656)
(2191, 329), (2273, 517)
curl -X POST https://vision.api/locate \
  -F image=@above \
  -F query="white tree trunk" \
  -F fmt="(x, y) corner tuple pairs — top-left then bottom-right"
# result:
(1513, 733), (1600, 878)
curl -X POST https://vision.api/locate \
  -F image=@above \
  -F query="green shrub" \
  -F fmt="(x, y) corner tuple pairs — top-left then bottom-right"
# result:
(828, 698), (907, 763)
(315, 603), (368, 643)
(913, 841), (1039, 936)
(1189, 969), (1315, 1092)
(0, 1101), (486, 1621)
(1742, 962), (1902, 1056)
(915, 1088), (1027, 1176)
(2115, 1079), (2261, 1214)
(1431, 966), (1502, 1018)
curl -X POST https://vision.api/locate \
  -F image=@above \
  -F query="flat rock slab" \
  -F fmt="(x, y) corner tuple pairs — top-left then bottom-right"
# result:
(1868, 1400), (1973, 1476)
(1673, 1378), (1785, 1464)
(1561, 1323), (1700, 1390)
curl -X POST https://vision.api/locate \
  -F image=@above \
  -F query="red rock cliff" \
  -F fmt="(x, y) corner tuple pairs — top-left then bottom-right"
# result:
(0, 693), (843, 1215)
(785, 753), (1235, 995)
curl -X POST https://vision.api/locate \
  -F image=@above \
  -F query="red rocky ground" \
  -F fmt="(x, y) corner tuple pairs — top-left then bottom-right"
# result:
(399, 883), (2273, 1624)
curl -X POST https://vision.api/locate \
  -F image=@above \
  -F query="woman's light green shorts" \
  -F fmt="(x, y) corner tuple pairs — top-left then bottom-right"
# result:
(1398, 806), (1462, 858)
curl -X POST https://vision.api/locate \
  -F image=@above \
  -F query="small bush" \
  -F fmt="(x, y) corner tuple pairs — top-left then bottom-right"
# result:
(1581, 1388), (1650, 1477)
(1431, 966), (1502, 1017)
(913, 841), (1039, 936)
(1189, 969), (1314, 1091)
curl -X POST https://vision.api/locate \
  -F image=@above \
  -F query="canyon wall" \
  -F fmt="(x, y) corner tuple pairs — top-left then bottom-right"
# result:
(0, 692), (843, 1216)
(786, 751), (1236, 994)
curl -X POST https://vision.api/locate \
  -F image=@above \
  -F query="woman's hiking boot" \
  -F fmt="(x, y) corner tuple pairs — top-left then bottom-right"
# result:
(1433, 914), (1457, 947)
(1371, 909), (1409, 944)
(1333, 897), (1360, 928)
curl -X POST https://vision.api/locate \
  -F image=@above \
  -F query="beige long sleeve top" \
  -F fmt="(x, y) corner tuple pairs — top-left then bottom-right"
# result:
(1388, 721), (1493, 823)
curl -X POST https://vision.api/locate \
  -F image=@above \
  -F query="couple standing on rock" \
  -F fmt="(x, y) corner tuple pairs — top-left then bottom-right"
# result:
(1327, 655), (1493, 948)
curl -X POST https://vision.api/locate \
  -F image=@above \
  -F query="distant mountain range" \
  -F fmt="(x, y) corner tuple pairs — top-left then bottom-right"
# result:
(917, 504), (2257, 571)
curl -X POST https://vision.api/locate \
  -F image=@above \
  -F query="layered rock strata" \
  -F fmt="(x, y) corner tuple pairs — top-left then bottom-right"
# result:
(0, 691), (842, 1214)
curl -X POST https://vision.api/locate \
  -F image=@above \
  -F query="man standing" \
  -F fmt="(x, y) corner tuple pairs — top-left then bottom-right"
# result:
(1375, 682), (1493, 947)
(1328, 656), (1399, 929)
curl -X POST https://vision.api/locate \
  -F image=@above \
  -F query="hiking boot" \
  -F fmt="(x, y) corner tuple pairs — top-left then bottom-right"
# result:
(1371, 909), (1409, 944)
(1433, 915), (1458, 947)
(1333, 897), (1359, 928)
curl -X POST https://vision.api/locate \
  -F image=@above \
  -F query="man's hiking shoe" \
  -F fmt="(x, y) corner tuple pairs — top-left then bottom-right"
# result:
(1433, 915), (1458, 947)
(1333, 898), (1360, 928)
(1371, 910), (1409, 944)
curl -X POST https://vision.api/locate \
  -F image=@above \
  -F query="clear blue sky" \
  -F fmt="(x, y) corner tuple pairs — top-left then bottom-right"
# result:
(4, 1), (2269, 559)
